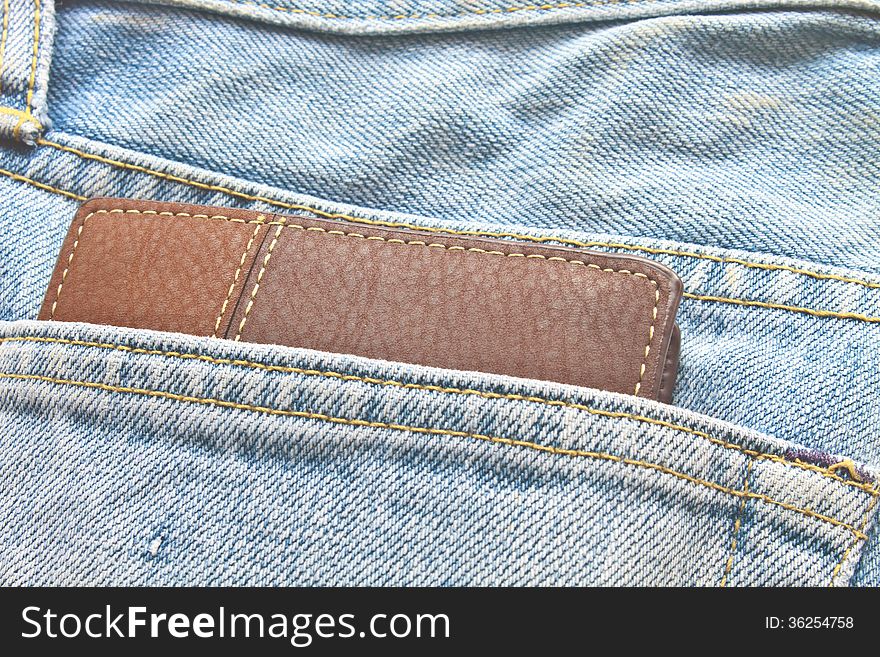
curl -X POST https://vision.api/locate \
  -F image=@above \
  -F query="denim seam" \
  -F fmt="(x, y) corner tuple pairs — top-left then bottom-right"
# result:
(2, 154), (878, 323)
(235, 222), (284, 341)
(720, 457), (754, 587)
(33, 137), (880, 291)
(209, 0), (637, 21)
(0, 334), (873, 494)
(0, 165), (76, 198)
(0, 370), (870, 540)
(52, 208), (662, 394)
(682, 293), (880, 324)
(21, 138), (880, 292)
(213, 221), (264, 338)
(828, 489), (880, 586)
(207, 0), (874, 22)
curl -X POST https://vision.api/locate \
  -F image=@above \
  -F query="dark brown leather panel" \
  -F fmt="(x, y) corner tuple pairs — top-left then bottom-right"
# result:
(40, 198), (683, 402)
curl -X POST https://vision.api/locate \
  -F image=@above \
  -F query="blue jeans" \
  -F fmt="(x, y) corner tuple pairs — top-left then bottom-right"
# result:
(0, 0), (879, 585)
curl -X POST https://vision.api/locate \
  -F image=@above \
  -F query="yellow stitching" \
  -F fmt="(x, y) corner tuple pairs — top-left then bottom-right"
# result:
(235, 222), (284, 341)
(634, 286), (658, 396)
(0, 167), (83, 199)
(0, 370), (868, 539)
(216, 1), (632, 22)
(72, 208), (661, 392)
(1, 334), (874, 495)
(212, 220), (264, 338)
(828, 460), (860, 481)
(24, 0), (40, 118)
(282, 220), (656, 274)
(214, 1), (595, 21)
(11, 0), (41, 140)
(81, 208), (273, 223)
(581, 242), (880, 290)
(0, 0), (8, 95)
(49, 218), (86, 319)
(720, 458), (754, 587)
(683, 293), (880, 324)
(33, 138), (880, 291)
(828, 487), (879, 586)
(50, 209), (276, 320)
(6, 148), (880, 322)
(0, 106), (41, 127)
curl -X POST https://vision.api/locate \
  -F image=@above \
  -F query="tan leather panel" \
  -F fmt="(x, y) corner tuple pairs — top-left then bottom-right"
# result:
(38, 204), (268, 337)
(39, 198), (683, 402)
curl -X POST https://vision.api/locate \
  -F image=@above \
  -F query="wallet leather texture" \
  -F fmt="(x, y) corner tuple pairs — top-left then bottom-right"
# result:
(39, 198), (683, 402)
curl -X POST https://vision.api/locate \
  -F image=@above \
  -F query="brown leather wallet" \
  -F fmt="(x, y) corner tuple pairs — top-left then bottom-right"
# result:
(39, 198), (683, 402)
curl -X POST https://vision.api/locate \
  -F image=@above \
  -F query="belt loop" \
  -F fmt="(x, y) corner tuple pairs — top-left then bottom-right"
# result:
(0, 0), (55, 145)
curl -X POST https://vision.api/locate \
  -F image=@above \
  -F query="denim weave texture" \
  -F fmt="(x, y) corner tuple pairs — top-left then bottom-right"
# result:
(0, 0), (878, 585)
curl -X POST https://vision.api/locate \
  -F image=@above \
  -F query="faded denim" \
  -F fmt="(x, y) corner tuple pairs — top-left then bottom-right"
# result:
(0, 0), (879, 585)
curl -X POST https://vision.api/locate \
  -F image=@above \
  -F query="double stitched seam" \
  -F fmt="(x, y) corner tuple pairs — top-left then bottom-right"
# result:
(219, 1), (663, 22)
(828, 487), (880, 586)
(0, 371), (869, 540)
(66, 209), (661, 394)
(575, 244), (880, 290)
(0, 167), (76, 198)
(4, 157), (879, 320)
(235, 221), (284, 341)
(683, 293), (880, 324)
(1, 334), (875, 495)
(30, 139), (880, 292)
(213, 220), (264, 338)
(720, 458), (754, 587)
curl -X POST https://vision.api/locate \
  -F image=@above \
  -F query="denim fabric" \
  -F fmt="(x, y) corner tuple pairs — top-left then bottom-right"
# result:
(48, 3), (880, 272)
(1, 319), (877, 586)
(0, 0), (879, 585)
